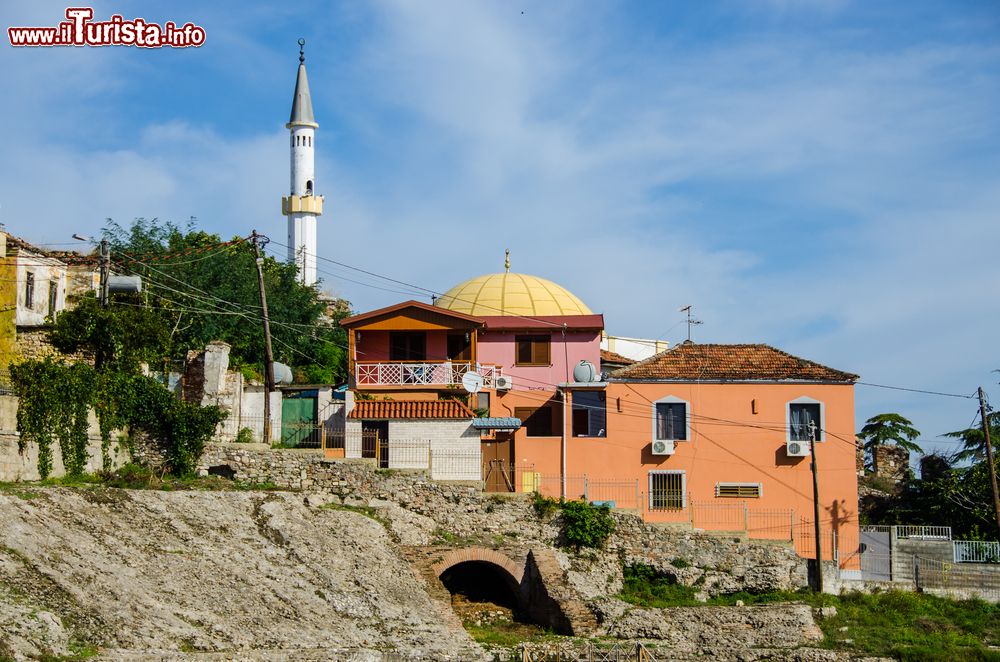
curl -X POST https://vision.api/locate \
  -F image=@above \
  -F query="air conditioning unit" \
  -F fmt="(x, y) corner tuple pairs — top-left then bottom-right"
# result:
(786, 440), (811, 457)
(494, 376), (513, 390)
(651, 440), (675, 456)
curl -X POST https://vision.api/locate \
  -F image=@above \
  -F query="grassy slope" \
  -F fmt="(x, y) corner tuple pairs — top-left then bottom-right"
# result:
(619, 564), (1000, 661)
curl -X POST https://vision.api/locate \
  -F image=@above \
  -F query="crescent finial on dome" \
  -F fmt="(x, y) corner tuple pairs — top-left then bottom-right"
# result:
(505, 248), (510, 273)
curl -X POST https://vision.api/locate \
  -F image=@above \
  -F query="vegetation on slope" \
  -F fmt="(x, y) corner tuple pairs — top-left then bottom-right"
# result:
(619, 563), (1000, 661)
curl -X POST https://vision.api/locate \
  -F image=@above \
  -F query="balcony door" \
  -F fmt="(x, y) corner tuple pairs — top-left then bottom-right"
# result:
(389, 331), (426, 361)
(447, 333), (472, 362)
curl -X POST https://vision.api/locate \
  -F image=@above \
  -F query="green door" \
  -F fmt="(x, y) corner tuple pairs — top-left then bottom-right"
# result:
(281, 391), (318, 448)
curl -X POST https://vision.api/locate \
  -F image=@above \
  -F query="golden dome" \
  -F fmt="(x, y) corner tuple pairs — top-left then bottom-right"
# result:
(436, 272), (592, 317)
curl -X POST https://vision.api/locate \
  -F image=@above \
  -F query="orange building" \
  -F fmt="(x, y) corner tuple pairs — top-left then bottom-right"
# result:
(560, 342), (861, 567)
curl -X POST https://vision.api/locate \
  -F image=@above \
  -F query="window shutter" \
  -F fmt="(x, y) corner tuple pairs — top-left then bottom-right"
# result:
(535, 337), (550, 364)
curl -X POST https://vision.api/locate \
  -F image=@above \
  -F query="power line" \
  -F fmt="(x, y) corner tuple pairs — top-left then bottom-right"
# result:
(856, 381), (976, 400)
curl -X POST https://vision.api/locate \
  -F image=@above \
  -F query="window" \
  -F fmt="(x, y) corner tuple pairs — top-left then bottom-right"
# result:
(649, 471), (685, 510)
(515, 335), (550, 366)
(447, 333), (472, 361)
(654, 400), (687, 441)
(476, 391), (490, 413)
(515, 406), (559, 437)
(788, 400), (823, 442)
(48, 281), (58, 316)
(306, 180), (313, 195)
(572, 391), (606, 437)
(715, 482), (762, 498)
(24, 272), (34, 309)
(389, 331), (426, 361)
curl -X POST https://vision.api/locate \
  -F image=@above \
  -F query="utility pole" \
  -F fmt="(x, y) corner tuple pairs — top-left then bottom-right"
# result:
(251, 231), (276, 445)
(98, 238), (110, 308)
(978, 387), (1000, 538)
(809, 420), (824, 593)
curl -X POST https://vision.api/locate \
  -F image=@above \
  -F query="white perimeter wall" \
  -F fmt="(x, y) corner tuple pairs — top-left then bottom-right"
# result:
(345, 418), (480, 481)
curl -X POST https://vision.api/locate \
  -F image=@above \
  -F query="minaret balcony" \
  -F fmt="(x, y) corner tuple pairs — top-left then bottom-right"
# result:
(282, 195), (324, 215)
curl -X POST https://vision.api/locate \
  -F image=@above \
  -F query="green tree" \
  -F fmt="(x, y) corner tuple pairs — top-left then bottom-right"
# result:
(62, 218), (349, 383)
(49, 295), (170, 372)
(944, 411), (1000, 464)
(858, 413), (921, 475)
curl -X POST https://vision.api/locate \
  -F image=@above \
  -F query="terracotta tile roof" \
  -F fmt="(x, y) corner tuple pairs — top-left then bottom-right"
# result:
(348, 399), (475, 420)
(609, 342), (858, 383)
(600, 349), (635, 366)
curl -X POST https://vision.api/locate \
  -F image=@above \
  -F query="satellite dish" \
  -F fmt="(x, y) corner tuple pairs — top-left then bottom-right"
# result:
(462, 371), (484, 393)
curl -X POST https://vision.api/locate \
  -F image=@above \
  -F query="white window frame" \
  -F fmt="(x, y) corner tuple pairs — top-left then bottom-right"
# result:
(786, 396), (825, 442)
(648, 469), (686, 510)
(715, 482), (763, 498)
(651, 395), (691, 443)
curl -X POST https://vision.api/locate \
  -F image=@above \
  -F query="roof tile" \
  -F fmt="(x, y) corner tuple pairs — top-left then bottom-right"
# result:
(600, 349), (635, 366)
(609, 342), (857, 383)
(348, 399), (474, 420)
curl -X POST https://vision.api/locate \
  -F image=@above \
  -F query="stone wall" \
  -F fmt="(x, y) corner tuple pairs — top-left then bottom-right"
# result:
(12, 327), (92, 364)
(594, 601), (822, 651)
(874, 445), (910, 483)
(197, 443), (808, 598)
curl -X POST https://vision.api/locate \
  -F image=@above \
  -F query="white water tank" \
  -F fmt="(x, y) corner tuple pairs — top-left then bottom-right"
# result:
(573, 360), (598, 383)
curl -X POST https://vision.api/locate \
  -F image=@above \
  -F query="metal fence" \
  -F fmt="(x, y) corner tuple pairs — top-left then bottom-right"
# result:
(520, 642), (662, 662)
(217, 414), (339, 449)
(896, 525), (952, 540)
(954, 540), (1000, 564)
(914, 554), (1000, 601)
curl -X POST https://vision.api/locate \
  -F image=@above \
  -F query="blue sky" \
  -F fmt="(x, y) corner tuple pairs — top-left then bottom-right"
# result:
(2, 0), (998, 459)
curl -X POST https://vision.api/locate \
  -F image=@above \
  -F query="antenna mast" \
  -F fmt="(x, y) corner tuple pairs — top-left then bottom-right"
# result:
(678, 305), (703, 342)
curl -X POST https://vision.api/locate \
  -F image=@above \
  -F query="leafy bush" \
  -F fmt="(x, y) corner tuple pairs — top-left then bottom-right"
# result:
(234, 427), (255, 444)
(620, 563), (696, 606)
(560, 499), (615, 550)
(531, 492), (559, 519)
(11, 359), (224, 478)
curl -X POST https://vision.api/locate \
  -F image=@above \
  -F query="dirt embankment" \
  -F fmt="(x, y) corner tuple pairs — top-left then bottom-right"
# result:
(0, 488), (484, 661)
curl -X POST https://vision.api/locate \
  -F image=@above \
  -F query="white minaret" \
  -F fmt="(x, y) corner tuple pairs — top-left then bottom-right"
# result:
(281, 38), (322, 287)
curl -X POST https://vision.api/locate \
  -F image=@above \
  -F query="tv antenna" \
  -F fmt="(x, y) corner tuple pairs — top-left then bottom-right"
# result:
(678, 305), (703, 342)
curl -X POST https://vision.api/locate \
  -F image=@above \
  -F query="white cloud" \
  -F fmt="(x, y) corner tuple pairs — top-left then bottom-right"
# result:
(0, 0), (996, 455)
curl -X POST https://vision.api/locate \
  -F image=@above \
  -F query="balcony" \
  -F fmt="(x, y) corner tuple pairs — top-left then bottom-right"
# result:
(355, 361), (502, 388)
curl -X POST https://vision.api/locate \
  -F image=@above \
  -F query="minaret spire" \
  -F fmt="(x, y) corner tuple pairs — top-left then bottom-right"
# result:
(281, 38), (323, 287)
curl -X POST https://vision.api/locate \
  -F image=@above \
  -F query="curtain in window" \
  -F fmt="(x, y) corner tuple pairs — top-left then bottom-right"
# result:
(789, 403), (820, 441)
(655, 402), (686, 440)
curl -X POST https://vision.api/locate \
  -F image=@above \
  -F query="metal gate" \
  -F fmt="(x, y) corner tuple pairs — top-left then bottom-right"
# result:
(860, 527), (891, 581)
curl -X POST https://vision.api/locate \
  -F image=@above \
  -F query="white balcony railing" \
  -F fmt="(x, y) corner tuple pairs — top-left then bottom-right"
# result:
(954, 540), (1000, 563)
(355, 361), (502, 388)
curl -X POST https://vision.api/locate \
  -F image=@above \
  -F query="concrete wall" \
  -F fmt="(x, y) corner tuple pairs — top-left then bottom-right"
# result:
(239, 387), (282, 441)
(0, 394), (129, 481)
(0, 433), (130, 482)
(344, 417), (480, 481)
(14, 251), (67, 327)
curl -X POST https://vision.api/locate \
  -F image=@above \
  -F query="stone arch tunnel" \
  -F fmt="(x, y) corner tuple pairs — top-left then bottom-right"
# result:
(427, 546), (596, 636)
